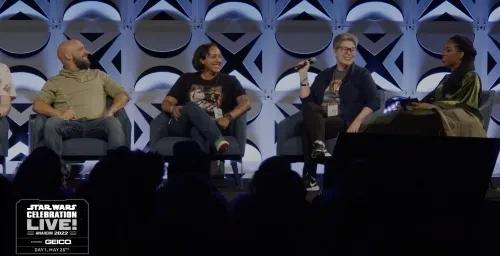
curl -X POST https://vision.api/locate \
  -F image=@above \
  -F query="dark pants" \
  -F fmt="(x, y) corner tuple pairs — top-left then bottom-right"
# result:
(166, 102), (225, 154)
(44, 116), (126, 158)
(302, 102), (346, 178)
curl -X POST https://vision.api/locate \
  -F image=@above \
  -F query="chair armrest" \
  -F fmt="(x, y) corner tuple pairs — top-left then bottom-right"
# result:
(29, 114), (47, 153)
(232, 112), (247, 156)
(114, 108), (132, 148)
(479, 90), (496, 131)
(277, 112), (303, 156)
(0, 117), (9, 156)
(149, 112), (170, 151)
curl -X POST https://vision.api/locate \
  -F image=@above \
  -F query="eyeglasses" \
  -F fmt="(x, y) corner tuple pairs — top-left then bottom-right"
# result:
(337, 46), (356, 54)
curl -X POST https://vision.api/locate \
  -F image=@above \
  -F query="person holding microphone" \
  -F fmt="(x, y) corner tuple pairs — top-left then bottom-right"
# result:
(297, 32), (381, 191)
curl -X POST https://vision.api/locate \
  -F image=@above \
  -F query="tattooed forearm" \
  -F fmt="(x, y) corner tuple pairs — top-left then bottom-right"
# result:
(227, 95), (251, 119)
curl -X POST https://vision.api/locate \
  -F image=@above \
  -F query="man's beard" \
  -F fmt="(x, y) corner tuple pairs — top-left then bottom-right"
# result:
(74, 58), (90, 70)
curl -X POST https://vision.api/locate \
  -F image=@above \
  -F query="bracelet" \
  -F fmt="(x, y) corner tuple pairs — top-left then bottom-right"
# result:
(224, 113), (233, 121)
(108, 107), (116, 114)
(300, 76), (308, 84)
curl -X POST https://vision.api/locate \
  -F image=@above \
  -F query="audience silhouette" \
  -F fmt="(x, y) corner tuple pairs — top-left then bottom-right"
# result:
(0, 144), (497, 255)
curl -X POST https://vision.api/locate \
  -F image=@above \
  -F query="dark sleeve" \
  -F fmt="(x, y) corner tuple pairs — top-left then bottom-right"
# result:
(360, 69), (381, 112)
(166, 73), (186, 102)
(300, 73), (321, 104)
(230, 75), (247, 98)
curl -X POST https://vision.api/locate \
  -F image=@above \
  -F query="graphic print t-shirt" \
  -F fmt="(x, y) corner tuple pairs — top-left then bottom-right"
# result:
(321, 69), (346, 113)
(167, 72), (247, 118)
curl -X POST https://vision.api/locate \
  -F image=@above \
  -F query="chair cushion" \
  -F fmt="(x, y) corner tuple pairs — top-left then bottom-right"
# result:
(154, 136), (242, 157)
(153, 137), (195, 156)
(279, 136), (338, 156)
(40, 138), (108, 156)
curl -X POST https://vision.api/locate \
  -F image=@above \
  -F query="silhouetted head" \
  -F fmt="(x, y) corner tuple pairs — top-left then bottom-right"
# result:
(257, 156), (291, 172)
(13, 147), (62, 198)
(250, 156), (305, 200)
(168, 141), (210, 180)
(87, 147), (164, 192)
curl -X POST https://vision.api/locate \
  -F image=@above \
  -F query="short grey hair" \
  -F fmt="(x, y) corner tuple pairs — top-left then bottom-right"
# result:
(333, 33), (358, 49)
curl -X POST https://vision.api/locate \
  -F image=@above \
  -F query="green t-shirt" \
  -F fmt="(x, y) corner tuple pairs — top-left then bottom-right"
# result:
(37, 69), (128, 119)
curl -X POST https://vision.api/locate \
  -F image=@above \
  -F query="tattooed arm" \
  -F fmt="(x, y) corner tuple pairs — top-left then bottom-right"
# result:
(227, 94), (251, 119)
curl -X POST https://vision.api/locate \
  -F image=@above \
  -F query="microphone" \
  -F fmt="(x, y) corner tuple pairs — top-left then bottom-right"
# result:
(295, 57), (317, 71)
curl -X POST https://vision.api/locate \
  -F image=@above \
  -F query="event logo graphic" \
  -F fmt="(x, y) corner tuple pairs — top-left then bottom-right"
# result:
(16, 199), (89, 254)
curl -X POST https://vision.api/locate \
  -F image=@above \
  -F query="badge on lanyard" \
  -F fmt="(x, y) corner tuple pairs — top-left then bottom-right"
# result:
(327, 104), (338, 117)
(214, 107), (223, 119)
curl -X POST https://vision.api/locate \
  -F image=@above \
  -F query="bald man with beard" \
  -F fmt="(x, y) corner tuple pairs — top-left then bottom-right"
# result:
(33, 40), (129, 176)
(0, 63), (16, 116)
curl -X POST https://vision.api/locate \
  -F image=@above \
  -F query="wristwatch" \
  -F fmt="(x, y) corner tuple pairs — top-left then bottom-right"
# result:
(224, 113), (233, 121)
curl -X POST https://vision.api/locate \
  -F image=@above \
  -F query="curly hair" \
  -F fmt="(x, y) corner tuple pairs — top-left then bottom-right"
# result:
(192, 43), (218, 71)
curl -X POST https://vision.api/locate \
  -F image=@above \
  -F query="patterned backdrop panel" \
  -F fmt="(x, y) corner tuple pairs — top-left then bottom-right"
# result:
(0, 0), (500, 174)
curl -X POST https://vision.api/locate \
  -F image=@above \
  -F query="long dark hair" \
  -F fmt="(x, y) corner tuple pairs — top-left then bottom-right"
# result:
(192, 43), (217, 71)
(441, 35), (478, 96)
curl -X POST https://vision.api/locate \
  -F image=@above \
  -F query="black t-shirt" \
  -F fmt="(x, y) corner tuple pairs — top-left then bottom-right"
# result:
(167, 72), (247, 118)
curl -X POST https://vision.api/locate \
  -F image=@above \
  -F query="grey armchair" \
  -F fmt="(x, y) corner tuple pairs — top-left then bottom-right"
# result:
(28, 97), (132, 161)
(478, 90), (495, 132)
(150, 111), (247, 188)
(0, 117), (8, 174)
(277, 90), (386, 162)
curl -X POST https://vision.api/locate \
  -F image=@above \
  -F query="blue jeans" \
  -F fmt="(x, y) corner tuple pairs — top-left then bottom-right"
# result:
(167, 102), (224, 153)
(43, 116), (126, 157)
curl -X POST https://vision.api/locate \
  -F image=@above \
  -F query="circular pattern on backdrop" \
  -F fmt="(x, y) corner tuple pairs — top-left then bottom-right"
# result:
(0, 1), (50, 58)
(489, 2), (500, 22)
(415, 66), (450, 92)
(63, 0), (121, 21)
(275, 24), (332, 59)
(134, 0), (192, 58)
(9, 66), (47, 91)
(0, 32), (50, 59)
(135, 66), (184, 91)
(205, 0), (262, 21)
(243, 139), (262, 162)
(134, 32), (191, 59)
(346, 0), (404, 22)
(416, 23), (475, 59)
(275, 67), (321, 92)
